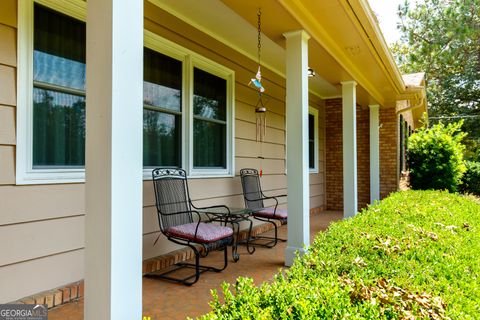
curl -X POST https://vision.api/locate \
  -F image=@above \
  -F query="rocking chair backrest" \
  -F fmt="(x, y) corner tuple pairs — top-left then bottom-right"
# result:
(152, 168), (193, 233)
(240, 168), (265, 210)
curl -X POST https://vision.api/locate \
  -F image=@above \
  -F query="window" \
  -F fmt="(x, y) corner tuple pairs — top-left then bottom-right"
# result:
(144, 32), (234, 177)
(17, 3), (234, 184)
(143, 48), (182, 168)
(32, 4), (86, 169)
(17, 0), (88, 184)
(308, 107), (319, 173)
(193, 68), (227, 169)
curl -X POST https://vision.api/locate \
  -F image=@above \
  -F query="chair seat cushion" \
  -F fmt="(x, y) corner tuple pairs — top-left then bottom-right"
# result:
(253, 207), (288, 220)
(166, 222), (233, 244)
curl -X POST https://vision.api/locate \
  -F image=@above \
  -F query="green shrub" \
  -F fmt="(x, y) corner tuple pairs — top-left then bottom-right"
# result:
(460, 161), (480, 196)
(463, 139), (480, 162)
(196, 191), (480, 319)
(407, 121), (466, 192)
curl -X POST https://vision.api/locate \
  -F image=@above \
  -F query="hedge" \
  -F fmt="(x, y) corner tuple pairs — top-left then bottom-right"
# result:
(460, 161), (480, 196)
(407, 121), (466, 192)
(197, 190), (480, 319)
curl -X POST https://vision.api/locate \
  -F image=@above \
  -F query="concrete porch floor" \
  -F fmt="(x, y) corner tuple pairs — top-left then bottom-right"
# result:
(48, 211), (343, 320)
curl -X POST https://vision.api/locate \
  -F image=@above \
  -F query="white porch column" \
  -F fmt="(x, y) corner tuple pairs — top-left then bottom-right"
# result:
(283, 30), (310, 267)
(85, 1), (143, 319)
(341, 81), (358, 218)
(369, 104), (380, 203)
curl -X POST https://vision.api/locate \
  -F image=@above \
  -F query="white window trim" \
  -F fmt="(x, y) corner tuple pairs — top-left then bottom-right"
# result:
(309, 106), (319, 173)
(188, 56), (235, 177)
(143, 33), (189, 180)
(16, 0), (87, 185)
(143, 31), (235, 179)
(17, 3), (235, 185)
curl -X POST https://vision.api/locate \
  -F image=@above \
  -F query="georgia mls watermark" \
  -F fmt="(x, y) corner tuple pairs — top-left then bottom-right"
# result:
(0, 304), (48, 320)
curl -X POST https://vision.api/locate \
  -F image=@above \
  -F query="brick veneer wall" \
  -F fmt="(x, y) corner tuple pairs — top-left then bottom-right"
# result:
(357, 106), (370, 209)
(325, 99), (370, 211)
(325, 99), (343, 210)
(379, 107), (399, 198)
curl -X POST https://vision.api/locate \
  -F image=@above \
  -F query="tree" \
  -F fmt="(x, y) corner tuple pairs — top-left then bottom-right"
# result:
(391, 0), (480, 159)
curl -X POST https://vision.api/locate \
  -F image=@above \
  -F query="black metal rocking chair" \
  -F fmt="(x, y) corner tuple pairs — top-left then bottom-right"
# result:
(147, 168), (233, 285)
(240, 168), (287, 248)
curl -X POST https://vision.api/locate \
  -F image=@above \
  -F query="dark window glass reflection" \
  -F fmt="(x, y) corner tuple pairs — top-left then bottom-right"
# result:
(143, 110), (181, 167)
(143, 48), (181, 111)
(193, 68), (227, 169)
(193, 120), (226, 168)
(193, 68), (226, 121)
(33, 4), (86, 90)
(33, 89), (85, 168)
(309, 114), (315, 169)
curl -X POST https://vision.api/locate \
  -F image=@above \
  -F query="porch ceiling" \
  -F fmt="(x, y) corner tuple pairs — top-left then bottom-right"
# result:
(148, 0), (421, 107)
(221, 0), (406, 106)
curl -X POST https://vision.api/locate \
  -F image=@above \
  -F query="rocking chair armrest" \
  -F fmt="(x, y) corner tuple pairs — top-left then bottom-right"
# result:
(260, 192), (287, 199)
(192, 203), (230, 213)
(244, 195), (276, 202)
(247, 195), (280, 209)
(158, 209), (196, 217)
(158, 209), (204, 223)
(191, 204), (230, 222)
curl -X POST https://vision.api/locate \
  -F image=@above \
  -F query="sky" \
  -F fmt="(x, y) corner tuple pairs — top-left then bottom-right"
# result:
(367, 0), (404, 44)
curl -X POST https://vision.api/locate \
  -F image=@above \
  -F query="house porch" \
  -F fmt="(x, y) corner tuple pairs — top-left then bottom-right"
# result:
(47, 211), (343, 320)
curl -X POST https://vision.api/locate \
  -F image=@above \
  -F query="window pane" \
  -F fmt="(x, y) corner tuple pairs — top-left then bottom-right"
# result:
(193, 119), (226, 168)
(33, 88), (85, 168)
(34, 4), (86, 90)
(193, 68), (226, 121)
(309, 114), (315, 169)
(309, 141), (315, 169)
(144, 48), (182, 111)
(33, 5), (86, 169)
(143, 109), (181, 167)
(309, 114), (314, 140)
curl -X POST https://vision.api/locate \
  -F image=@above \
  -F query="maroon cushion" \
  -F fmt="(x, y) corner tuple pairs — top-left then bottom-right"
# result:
(166, 222), (233, 244)
(254, 207), (288, 220)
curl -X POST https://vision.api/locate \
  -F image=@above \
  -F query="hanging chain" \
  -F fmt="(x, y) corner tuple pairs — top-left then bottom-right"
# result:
(257, 8), (262, 66)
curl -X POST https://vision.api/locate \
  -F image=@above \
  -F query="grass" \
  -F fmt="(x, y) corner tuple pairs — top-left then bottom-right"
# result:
(196, 190), (480, 319)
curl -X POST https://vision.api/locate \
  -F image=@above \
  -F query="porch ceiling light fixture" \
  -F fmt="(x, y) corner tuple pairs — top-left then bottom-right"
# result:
(308, 67), (316, 77)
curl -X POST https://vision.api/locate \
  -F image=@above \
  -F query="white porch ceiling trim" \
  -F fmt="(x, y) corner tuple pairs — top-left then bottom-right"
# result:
(148, 0), (286, 78)
(148, 0), (338, 99)
(278, 0), (386, 106)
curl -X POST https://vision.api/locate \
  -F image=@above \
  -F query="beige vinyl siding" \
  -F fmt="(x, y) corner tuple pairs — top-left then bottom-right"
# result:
(0, 0), (16, 28)
(0, 1), (17, 186)
(0, 184), (85, 225)
(0, 146), (15, 184)
(0, 65), (16, 107)
(0, 1), (325, 302)
(0, 25), (16, 66)
(0, 250), (83, 304)
(0, 106), (16, 145)
(0, 216), (84, 267)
